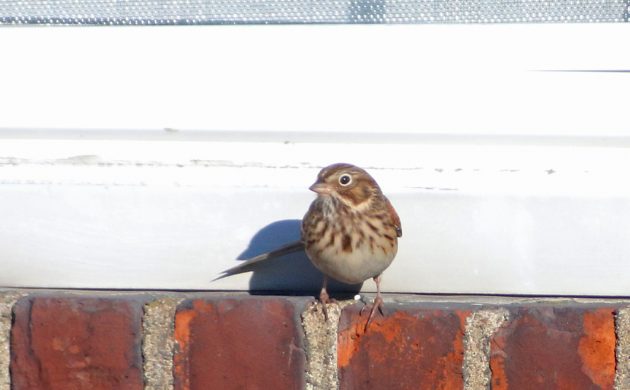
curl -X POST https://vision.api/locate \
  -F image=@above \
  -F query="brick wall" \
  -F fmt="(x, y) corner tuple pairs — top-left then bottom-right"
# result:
(1, 290), (629, 390)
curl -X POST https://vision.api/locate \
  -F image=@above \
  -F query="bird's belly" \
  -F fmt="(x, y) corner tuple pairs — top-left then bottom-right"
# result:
(307, 243), (396, 285)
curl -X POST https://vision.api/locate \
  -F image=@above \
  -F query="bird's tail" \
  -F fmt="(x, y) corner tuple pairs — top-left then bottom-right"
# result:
(214, 240), (305, 281)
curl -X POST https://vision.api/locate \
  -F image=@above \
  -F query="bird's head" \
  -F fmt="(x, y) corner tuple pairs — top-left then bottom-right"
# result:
(309, 163), (381, 207)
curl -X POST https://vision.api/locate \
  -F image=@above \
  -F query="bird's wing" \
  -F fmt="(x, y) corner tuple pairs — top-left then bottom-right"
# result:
(386, 198), (403, 237)
(214, 240), (305, 281)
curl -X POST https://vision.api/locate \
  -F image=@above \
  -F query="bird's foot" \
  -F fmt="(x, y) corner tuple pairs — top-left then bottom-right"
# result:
(318, 289), (337, 321)
(360, 295), (385, 331)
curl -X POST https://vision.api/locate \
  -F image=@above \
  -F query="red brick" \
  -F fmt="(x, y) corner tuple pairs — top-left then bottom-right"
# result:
(173, 298), (305, 390)
(490, 306), (616, 390)
(337, 305), (469, 390)
(11, 297), (143, 390)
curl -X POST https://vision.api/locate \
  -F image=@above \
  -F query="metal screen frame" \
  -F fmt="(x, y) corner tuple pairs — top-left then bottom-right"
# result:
(0, 0), (628, 25)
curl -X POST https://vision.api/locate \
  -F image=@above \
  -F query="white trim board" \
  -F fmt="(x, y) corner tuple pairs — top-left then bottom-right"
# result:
(1, 23), (629, 292)
(1, 133), (630, 294)
(0, 24), (628, 135)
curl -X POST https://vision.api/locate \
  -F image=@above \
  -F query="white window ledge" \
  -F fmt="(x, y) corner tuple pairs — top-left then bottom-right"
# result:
(1, 24), (629, 294)
(1, 130), (630, 295)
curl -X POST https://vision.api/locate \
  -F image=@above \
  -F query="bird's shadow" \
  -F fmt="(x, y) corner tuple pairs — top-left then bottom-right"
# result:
(237, 219), (362, 297)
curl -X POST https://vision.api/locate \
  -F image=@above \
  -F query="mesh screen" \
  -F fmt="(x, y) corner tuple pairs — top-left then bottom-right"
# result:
(0, 0), (628, 25)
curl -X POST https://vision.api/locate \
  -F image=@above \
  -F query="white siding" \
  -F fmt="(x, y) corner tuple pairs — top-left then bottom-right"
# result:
(0, 24), (629, 293)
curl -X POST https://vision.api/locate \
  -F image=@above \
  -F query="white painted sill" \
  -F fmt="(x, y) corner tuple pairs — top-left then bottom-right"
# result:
(2, 130), (630, 295)
(0, 24), (629, 294)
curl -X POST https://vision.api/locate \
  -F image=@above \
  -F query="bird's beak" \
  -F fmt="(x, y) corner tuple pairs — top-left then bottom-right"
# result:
(309, 182), (332, 195)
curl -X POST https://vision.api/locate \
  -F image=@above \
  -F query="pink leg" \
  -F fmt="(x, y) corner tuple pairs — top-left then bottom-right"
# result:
(364, 275), (385, 331)
(319, 276), (332, 320)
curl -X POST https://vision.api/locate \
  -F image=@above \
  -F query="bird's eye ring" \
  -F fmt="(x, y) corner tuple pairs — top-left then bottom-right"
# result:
(339, 174), (352, 186)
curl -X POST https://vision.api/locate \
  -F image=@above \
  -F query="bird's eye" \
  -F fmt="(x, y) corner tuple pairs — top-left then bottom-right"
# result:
(339, 174), (352, 186)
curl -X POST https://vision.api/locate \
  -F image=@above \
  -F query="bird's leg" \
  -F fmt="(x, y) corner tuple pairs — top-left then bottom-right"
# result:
(363, 275), (385, 331)
(319, 276), (333, 321)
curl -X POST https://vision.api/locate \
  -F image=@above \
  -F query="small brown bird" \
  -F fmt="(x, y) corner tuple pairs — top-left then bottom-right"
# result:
(219, 163), (402, 329)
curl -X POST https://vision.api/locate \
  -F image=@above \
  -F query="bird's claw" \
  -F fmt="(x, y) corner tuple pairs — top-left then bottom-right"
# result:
(318, 290), (337, 321)
(361, 295), (385, 331)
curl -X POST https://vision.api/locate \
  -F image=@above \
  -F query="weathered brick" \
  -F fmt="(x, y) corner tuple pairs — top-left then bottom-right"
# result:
(173, 298), (306, 390)
(11, 296), (144, 390)
(337, 305), (469, 390)
(490, 306), (616, 390)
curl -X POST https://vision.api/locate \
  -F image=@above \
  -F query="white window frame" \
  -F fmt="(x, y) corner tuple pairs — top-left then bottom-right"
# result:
(1, 25), (629, 294)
